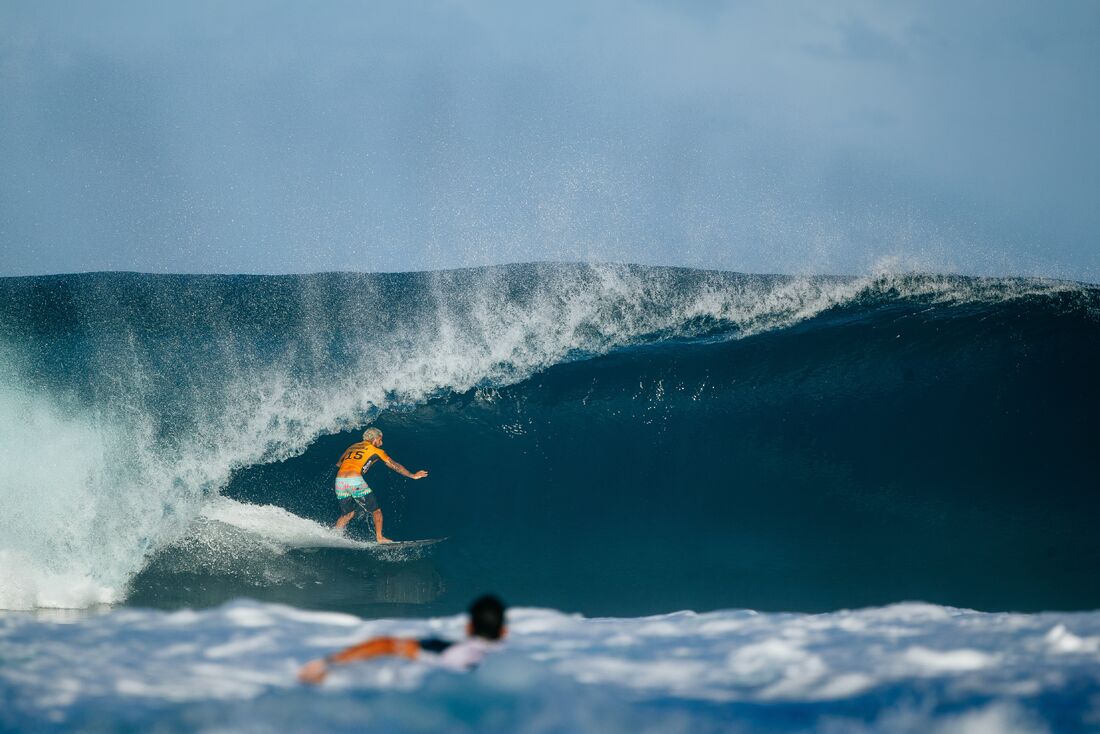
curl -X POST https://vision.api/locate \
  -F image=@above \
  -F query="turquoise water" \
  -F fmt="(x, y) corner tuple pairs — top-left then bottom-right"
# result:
(1, 264), (1098, 731)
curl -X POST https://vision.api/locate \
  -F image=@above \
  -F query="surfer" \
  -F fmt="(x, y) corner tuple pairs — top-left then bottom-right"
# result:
(333, 427), (428, 543)
(298, 594), (507, 684)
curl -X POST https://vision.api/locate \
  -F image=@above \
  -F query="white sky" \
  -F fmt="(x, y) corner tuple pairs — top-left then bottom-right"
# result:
(1, 1), (1098, 280)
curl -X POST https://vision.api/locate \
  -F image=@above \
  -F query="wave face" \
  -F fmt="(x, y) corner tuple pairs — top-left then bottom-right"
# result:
(1, 264), (1097, 613)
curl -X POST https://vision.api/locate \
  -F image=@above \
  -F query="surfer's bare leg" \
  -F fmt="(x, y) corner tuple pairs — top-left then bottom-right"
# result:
(372, 509), (393, 543)
(335, 511), (355, 531)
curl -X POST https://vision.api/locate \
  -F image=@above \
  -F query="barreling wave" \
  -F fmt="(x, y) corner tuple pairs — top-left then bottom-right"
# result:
(0, 264), (1096, 612)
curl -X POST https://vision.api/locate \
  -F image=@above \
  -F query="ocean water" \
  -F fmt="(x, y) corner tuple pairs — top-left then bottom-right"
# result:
(3, 599), (1100, 733)
(1, 263), (1098, 731)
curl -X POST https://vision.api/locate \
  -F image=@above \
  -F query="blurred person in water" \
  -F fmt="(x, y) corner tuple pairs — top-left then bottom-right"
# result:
(332, 426), (428, 543)
(298, 595), (507, 684)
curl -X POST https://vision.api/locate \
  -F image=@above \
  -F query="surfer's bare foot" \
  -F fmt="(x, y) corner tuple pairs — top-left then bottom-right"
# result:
(377, 536), (394, 544)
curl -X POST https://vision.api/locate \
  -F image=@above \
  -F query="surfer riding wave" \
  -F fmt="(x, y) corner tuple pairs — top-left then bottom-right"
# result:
(333, 427), (428, 543)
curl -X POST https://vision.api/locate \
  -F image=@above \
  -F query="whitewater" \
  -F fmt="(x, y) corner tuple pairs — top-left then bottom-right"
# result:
(3, 599), (1100, 733)
(1, 263), (1098, 731)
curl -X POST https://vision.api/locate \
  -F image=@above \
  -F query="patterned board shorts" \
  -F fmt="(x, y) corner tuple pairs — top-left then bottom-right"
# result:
(335, 476), (379, 515)
(335, 476), (369, 499)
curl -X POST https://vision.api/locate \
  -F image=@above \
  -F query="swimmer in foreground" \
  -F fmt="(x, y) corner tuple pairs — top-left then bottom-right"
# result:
(333, 427), (428, 543)
(298, 594), (507, 684)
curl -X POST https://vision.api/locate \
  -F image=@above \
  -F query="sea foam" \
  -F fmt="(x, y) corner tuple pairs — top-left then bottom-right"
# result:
(1, 599), (1098, 732)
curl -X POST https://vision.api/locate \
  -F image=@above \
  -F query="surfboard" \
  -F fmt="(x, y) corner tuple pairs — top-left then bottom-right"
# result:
(368, 537), (447, 549)
(356, 536), (447, 562)
(293, 536), (447, 552)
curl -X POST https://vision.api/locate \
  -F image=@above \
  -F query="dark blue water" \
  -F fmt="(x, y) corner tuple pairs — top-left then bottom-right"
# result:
(1, 265), (1097, 616)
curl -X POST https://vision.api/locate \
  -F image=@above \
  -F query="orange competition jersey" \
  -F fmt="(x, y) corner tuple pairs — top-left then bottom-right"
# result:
(336, 442), (391, 478)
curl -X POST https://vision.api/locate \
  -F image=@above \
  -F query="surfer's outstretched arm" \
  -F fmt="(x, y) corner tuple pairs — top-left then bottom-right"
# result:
(383, 457), (428, 480)
(298, 637), (420, 684)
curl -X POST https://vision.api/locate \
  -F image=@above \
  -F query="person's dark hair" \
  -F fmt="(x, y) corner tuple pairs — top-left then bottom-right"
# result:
(468, 595), (506, 640)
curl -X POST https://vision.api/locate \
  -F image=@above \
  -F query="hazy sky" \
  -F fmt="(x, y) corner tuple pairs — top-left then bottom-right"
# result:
(1, 1), (1098, 279)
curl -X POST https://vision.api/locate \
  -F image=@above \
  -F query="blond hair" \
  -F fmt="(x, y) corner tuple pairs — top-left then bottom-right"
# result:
(363, 427), (383, 442)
